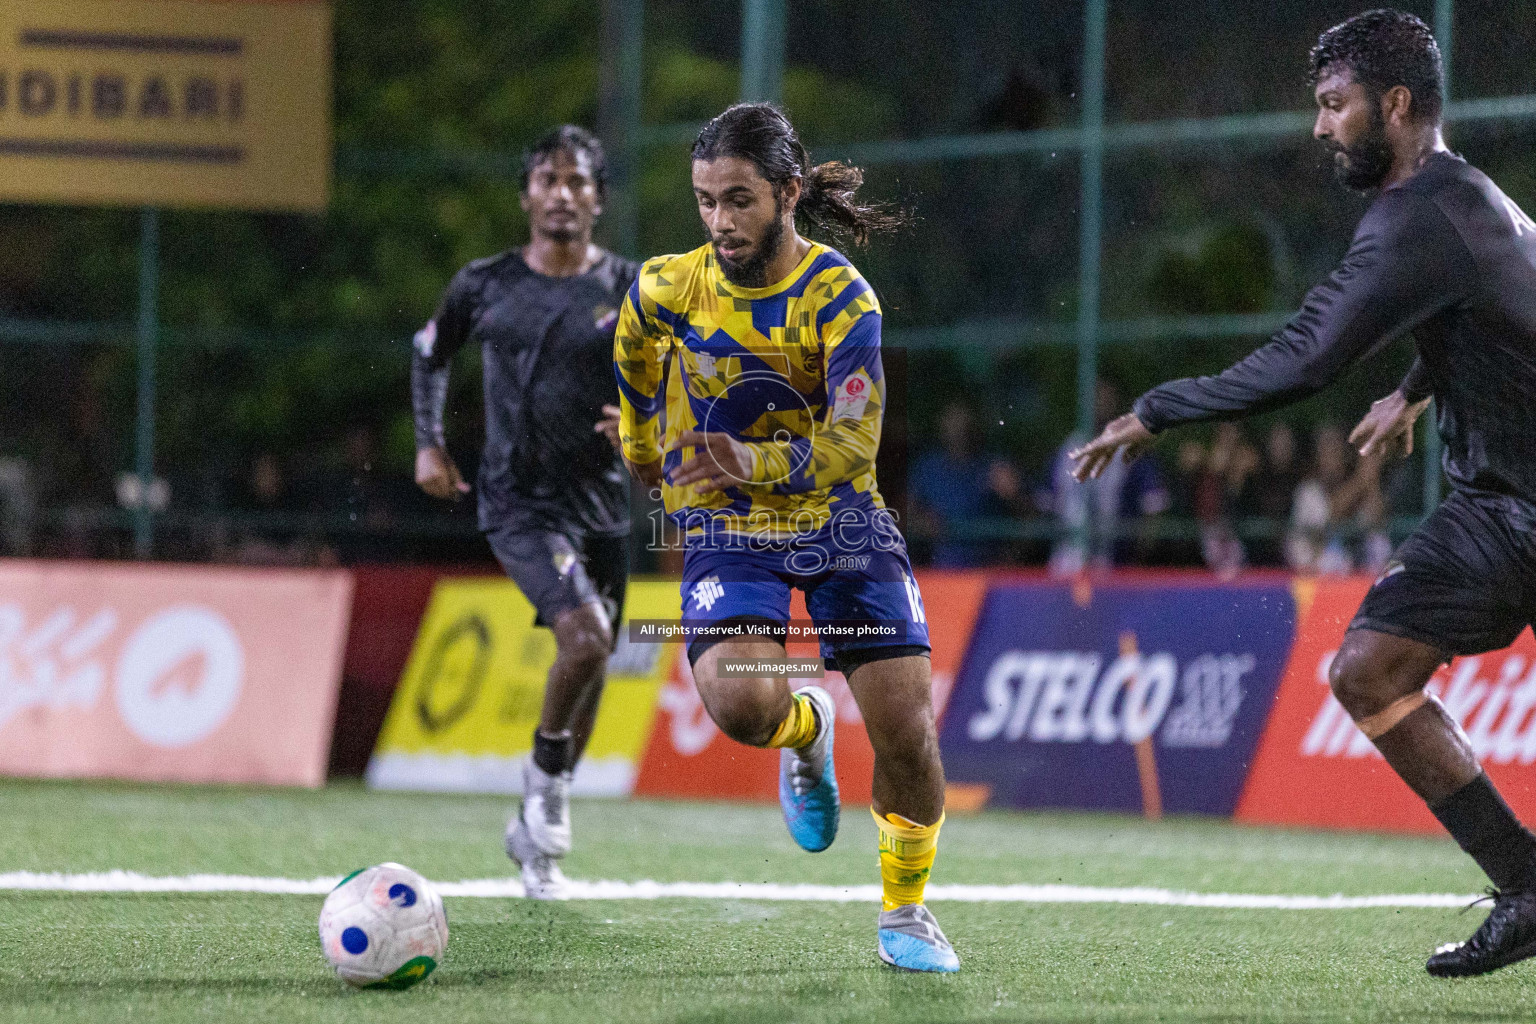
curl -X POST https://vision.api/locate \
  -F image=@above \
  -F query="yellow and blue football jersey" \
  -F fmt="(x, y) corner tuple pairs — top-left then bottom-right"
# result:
(614, 241), (886, 540)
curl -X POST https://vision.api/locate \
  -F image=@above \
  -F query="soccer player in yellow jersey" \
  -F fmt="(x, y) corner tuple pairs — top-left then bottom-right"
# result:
(614, 103), (958, 972)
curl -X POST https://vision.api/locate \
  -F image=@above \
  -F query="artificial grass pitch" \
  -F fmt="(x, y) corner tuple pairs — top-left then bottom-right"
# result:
(2, 779), (1534, 1023)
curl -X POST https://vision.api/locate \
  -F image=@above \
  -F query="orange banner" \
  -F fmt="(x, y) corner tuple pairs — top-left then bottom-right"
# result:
(632, 571), (988, 804)
(1237, 578), (1536, 833)
(0, 559), (352, 787)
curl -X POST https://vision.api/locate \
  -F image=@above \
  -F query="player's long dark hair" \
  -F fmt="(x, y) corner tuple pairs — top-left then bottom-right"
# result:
(691, 103), (909, 246)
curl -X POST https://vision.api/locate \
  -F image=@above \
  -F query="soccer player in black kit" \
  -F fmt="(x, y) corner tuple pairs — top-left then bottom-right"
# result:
(412, 125), (637, 900)
(1073, 10), (1536, 977)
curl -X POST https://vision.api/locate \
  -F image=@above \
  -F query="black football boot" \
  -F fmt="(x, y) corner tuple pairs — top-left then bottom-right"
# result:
(1427, 888), (1536, 978)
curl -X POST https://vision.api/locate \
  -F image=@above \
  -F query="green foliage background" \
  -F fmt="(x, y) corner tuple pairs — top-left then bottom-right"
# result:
(2, 0), (1534, 519)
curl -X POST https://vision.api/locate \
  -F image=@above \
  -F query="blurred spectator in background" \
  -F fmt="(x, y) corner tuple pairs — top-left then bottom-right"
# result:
(0, 455), (34, 556)
(220, 451), (331, 566)
(298, 423), (406, 562)
(1240, 422), (1303, 566)
(1190, 422), (1258, 576)
(910, 402), (1029, 567)
(1046, 381), (1169, 574)
(1287, 423), (1391, 575)
(1160, 438), (1207, 565)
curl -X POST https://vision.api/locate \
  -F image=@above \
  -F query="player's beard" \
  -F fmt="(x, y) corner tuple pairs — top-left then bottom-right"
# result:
(538, 219), (581, 244)
(1328, 104), (1394, 192)
(713, 196), (785, 288)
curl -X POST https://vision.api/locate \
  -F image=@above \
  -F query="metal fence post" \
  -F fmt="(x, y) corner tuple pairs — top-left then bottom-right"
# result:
(599, 0), (644, 259)
(134, 207), (159, 559)
(739, 0), (785, 104)
(1075, 0), (1108, 556)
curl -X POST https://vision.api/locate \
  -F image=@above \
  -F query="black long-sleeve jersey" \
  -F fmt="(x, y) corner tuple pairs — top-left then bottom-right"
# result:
(1134, 153), (1536, 504)
(412, 248), (639, 535)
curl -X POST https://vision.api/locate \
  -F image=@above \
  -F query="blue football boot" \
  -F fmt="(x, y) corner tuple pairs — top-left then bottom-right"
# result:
(778, 685), (839, 852)
(878, 903), (961, 973)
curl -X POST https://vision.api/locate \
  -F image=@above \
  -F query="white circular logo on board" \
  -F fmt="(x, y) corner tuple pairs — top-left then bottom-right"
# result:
(114, 606), (245, 748)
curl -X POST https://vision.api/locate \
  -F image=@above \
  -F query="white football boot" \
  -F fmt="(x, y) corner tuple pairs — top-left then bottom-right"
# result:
(877, 903), (960, 972)
(504, 758), (573, 900)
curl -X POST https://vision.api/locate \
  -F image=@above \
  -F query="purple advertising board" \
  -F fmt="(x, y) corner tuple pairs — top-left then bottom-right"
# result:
(938, 579), (1297, 816)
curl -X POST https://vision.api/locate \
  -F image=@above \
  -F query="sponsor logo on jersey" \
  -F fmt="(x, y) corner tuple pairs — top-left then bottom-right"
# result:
(691, 576), (724, 612)
(594, 305), (619, 331)
(832, 369), (872, 424)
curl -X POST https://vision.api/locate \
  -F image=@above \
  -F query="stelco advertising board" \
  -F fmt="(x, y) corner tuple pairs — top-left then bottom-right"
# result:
(938, 578), (1297, 817)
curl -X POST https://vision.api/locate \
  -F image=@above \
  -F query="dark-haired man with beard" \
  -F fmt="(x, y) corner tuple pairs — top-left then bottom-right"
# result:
(411, 125), (637, 900)
(615, 102), (957, 972)
(1072, 9), (1536, 977)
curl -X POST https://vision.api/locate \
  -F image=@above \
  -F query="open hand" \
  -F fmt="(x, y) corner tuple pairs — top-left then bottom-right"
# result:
(1068, 413), (1155, 482)
(1349, 390), (1430, 460)
(669, 429), (754, 493)
(415, 446), (470, 500)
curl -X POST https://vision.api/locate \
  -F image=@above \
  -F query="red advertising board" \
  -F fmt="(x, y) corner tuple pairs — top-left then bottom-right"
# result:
(633, 571), (988, 803)
(0, 559), (352, 787)
(1237, 578), (1536, 833)
(330, 564), (486, 777)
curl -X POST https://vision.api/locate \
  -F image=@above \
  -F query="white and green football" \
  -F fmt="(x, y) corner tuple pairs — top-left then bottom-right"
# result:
(318, 862), (448, 989)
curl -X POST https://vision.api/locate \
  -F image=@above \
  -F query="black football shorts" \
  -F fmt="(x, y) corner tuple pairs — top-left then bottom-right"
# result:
(1351, 488), (1536, 656)
(484, 524), (628, 640)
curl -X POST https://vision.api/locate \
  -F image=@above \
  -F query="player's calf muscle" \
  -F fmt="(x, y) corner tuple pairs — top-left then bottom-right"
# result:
(848, 655), (945, 824)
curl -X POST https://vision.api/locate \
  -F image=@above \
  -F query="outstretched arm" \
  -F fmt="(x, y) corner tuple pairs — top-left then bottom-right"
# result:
(1072, 193), (1472, 481)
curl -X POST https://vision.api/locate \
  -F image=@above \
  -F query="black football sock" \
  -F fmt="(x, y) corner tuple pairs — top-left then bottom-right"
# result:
(532, 729), (573, 776)
(1430, 773), (1536, 892)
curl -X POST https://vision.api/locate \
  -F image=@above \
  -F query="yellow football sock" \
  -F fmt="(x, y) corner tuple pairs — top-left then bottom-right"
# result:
(873, 808), (943, 911)
(765, 692), (818, 749)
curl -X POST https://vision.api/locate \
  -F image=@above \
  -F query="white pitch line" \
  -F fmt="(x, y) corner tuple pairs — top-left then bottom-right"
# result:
(0, 871), (1479, 909)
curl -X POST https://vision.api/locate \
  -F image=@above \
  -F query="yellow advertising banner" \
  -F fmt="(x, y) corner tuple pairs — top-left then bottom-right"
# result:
(0, 0), (330, 212)
(367, 579), (682, 796)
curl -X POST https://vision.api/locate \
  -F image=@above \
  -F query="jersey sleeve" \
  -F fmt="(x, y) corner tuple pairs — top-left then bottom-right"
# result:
(753, 281), (883, 492)
(613, 270), (669, 466)
(411, 266), (478, 449)
(1132, 192), (1476, 432)
(1398, 355), (1434, 403)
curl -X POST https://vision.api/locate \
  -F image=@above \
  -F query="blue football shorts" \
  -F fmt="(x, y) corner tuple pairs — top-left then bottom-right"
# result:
(679, 527), (931, 675)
